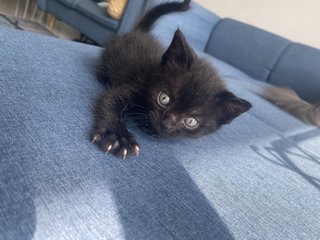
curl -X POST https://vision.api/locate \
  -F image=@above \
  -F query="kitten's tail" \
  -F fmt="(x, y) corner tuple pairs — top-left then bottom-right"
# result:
(136, 0), (191, 32)
(258, 85), (320, 126)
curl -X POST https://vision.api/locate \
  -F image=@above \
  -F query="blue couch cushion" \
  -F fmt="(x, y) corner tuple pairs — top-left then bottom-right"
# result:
(268, 43), (320, 103)
(1, 28), (320, 240)
(205, 18), (290, 82)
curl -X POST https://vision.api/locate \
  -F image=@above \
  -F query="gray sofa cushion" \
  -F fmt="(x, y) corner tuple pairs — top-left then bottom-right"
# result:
(205, 18), (290, 82)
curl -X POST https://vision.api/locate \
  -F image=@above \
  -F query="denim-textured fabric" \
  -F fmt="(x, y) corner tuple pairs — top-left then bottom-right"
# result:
(1, 28), (320, 240)
(205, 19), (291, 82)
(268, 43), (320, 103)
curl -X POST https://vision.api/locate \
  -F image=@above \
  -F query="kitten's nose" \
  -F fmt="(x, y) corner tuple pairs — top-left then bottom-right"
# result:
(162, 114), (177, 130)
(162, 119), (174, 130)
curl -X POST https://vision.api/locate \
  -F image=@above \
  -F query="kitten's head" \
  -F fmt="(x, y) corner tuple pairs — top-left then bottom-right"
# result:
(138, 29), (251, 138)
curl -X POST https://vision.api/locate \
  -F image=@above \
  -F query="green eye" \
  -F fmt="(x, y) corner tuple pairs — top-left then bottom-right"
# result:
(157, 92), (170, 107)
(184, 117), (199, 129)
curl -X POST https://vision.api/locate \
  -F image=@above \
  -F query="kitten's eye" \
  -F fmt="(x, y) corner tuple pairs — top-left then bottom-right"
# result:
(157, 92), (170, 107)
(184, 117), (199, 129)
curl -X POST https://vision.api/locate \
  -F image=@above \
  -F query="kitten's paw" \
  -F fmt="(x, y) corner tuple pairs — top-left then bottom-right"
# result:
(91, 131), (140, 159)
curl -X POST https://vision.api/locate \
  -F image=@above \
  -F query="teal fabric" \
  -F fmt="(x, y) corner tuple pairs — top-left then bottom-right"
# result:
(1, 27), (320, 240)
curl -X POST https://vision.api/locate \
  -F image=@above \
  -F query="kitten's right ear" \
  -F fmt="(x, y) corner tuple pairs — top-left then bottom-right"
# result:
(161, 29), (194, 69)
(216, 91), (252, 125)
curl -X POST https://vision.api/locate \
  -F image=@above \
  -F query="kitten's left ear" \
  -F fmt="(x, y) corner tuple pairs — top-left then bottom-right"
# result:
(161, 29), (195, 69)
(216, 91), (252, 125)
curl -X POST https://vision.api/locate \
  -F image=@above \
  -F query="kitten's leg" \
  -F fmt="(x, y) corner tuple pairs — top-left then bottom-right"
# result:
(91, 89), (140, 159)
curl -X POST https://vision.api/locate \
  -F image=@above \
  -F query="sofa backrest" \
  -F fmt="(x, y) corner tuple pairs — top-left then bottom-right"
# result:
(268, 43), (320, 103)
(205, 18), (290, 82)
(205, 18), (320, 103)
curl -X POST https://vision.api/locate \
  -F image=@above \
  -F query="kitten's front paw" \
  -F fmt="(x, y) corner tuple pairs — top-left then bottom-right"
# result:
(91, 130), (140, 159)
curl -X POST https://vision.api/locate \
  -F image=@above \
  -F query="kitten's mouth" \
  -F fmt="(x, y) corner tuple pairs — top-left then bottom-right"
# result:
(135, 116), (159, 137)
(136, 119), (167, 138)
(135, 111), (179, 137)
(138, 124), (159, 137)
(154, 122), (183, 137)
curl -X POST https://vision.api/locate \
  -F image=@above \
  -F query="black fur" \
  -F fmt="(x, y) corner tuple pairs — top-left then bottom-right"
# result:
(92, 0), (251, 158)
(136, 0), (191, 32)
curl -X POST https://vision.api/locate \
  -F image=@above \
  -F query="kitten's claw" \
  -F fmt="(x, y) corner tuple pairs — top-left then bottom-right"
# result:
(91, 130), (139, 159)
(91, 134), (100, 144)
(134, 145), (140, 156)
(106, 144), (113, 153)
(113, 140), (120, 150)
(122, 149), (128, 159)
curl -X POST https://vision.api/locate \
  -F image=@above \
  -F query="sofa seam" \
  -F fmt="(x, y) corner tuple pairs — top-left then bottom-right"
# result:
(204, 18), (256, 77)
(265, 42), (292, 83)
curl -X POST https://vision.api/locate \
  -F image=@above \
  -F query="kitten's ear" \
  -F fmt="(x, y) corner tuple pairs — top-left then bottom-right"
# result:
(161, 29), (194, 69)
(216, 91), (252, 125)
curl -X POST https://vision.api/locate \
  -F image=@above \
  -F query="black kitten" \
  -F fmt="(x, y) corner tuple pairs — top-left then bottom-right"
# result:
(91, 0), (251, 158)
